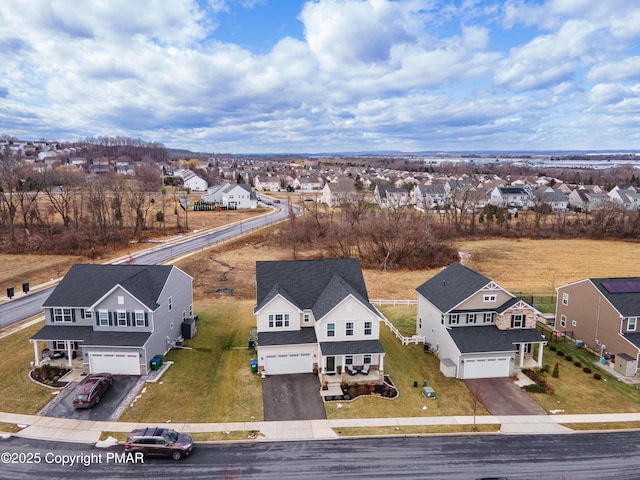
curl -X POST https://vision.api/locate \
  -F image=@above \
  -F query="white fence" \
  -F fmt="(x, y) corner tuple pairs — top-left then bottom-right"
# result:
(373, 300), (425, 346)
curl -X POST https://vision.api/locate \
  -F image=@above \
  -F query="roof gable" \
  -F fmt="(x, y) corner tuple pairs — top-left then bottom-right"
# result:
(43, 264), (173, 310)
(590, 277), (640, 317)
(416, 263), (491, 312)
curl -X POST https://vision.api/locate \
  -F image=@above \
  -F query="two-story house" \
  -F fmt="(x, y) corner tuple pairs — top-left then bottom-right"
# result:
(200, 182), (257, 209)
(556, 277), (640, 377)
(416, 263), (545, 379)
(373, 183), (409, 209)
(30, 264), (194, 375)
(489, 186), (532, 209)
(255, 259), (385, 383)
(321, 179), (358, 207)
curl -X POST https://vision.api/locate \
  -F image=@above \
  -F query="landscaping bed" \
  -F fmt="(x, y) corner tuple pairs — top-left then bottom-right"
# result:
(30, 365), (70, 388)
(325, 376), (399, 402)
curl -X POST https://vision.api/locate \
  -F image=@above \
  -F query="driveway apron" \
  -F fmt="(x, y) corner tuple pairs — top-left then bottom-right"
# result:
(464, 377), (547, 416)
(262, 373), (326, 421)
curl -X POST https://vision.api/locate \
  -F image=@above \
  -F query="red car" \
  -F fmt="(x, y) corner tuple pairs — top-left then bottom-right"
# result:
(72, 372), (113, 408)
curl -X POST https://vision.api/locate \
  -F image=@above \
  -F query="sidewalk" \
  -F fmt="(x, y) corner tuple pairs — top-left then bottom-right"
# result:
(3, 410), (640, 444)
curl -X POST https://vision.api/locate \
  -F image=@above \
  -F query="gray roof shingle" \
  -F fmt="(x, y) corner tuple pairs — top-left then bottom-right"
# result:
(591, 277), (640, 317)
(43, 264), (173, 310)
(30, 325), (151, 347)
(258, 328), (317, 346)
(449, 326), (545, 354)
(415, 263), (492, 312)
(319, 339), (384, 355)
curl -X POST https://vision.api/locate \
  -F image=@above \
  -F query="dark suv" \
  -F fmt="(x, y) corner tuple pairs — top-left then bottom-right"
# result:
(72, 373), (113, 408)
(125, 427), (193, 460)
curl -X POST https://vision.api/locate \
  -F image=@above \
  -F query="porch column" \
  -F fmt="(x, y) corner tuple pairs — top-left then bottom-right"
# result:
(65, 340), (73, 367)
(537, 342), (544, 367)
(519, 343), (525, 368)
(32, 341), (39, 366)
(379, 354), (384, 372)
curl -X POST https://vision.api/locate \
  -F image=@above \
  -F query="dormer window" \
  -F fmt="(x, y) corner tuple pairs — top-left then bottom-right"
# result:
(628, 317), (637, 331)
(483, 294), (496, 302)
(449, 314), (459, 325)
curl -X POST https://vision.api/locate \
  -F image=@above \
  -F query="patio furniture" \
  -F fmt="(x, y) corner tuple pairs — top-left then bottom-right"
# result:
(360, 364), (370, 375)
(346, 365), (358, 376)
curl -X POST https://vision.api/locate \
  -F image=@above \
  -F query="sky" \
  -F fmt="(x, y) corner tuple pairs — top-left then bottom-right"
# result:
(1, 0), (639, 154)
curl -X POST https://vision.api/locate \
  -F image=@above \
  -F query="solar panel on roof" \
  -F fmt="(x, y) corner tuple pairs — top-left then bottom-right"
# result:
(601, 281), (640, 293)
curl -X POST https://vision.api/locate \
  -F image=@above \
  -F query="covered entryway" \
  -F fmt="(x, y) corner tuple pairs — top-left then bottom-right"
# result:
(264, 353), (313, 375)
(461, 356), (511, 379)
(88, 352), (140, 375)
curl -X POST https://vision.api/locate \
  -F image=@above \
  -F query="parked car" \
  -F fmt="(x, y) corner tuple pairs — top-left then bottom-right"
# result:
(124, 427), (194, 460)
(72, 373), (113, 408)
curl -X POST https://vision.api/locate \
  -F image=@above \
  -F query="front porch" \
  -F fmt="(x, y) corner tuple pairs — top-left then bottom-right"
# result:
(514, 340), (546, 370)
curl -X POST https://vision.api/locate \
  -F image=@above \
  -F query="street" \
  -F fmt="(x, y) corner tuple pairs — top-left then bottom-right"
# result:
(1, 432), (639, 479)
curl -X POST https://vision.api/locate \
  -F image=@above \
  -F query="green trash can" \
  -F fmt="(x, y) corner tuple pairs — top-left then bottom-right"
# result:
(150, 358), (160, 371)
(250, 358), (258, 374)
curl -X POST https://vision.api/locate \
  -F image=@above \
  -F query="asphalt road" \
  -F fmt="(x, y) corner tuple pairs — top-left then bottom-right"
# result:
(1, 432), (640, 479)
(0, 200), (290, 329)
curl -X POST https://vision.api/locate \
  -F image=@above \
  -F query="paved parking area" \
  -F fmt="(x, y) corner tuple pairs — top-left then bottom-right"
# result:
(40, 375), (140, 421)
(464, 377), (547, 416)
(262, 374), (326, 421)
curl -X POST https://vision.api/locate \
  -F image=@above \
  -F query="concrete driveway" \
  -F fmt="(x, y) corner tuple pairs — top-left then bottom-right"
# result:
(41, 375), (140, 421)
(262, 373), (326, 421)
(464, 377), (547, 416)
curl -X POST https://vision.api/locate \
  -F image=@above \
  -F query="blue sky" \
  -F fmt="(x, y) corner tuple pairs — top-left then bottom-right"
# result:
(1, 0), (639, 153)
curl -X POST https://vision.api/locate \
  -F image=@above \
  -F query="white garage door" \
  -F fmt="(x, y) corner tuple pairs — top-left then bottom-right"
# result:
(89, 352), (141, 375)
(264, 353), (313, 375)
(462, 357), (510, 379)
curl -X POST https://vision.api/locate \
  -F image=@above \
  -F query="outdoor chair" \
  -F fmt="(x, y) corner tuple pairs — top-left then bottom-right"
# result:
(346, 365), (358, 376)
(360, 364), (370, 375)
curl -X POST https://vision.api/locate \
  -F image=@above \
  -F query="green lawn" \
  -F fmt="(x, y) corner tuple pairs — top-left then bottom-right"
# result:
(525, 336), (640, 414)
(378, 304), (417, 337)
(119, 299), (264, 423)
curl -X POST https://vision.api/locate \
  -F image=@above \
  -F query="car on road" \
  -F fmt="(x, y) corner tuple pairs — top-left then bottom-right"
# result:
(124, 427), (194, 460)
(72, 372), (113, 408)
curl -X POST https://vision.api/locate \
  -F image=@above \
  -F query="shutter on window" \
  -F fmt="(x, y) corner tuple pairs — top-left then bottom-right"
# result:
(96, 315), (100, 327)
(80, 309), (85, 319)
(144, 312), (149, 327)
(108, 311), (113, 326)
(127, 312), (132, 327)
(72, 309), (76, 323)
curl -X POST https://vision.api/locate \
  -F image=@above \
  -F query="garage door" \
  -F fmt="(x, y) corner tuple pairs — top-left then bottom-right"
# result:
(89, 352), (141, 375)
(264, 353), (313, 375)
(462, 357), (510, 379)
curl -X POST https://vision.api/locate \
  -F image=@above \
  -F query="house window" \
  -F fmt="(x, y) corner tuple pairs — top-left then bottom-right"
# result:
(560, 315), (566, 328)
(629, 317), (638, 331)
(53, 341), (66, 350)
(449, 314), (459, 325)
(327, 323), (335, 337)
(467, 314), (476, 324)
(53, 308), (72, 322)
(168, 297), (173, 311)
(135, 311), (145, 327)
(363, 354), (372, 364)
(345, 355), (353, 365)
(484, 313), (493, 323)
(571, 320), (577, 327)
(364, 321), (372, 335)
(511, 314), (524, 328)
(562, 293), (569, 306)
(182, 310), (187, 320)
(483, 294), (496, 302)
(117, 311), (127, 326)
(346, 322), (354, 336)
(118, 295), (124, 305)
(84, 309), (92, 319)
(98, 310), (108, 326)
(303, 313), (310, 323)
(189, 305), (193, 317)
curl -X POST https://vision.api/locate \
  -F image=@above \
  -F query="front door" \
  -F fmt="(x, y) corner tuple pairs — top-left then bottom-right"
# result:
(326, 356), (335, 373)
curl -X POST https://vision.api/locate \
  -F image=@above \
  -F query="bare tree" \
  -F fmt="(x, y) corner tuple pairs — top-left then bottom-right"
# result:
(42, 165), (85, 228)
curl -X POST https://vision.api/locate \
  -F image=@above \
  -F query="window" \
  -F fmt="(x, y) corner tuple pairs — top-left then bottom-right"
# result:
(562, 293), (569, 306)
(303, 313), (310, 323)
(511, 314), (524, 328)
(560, 314), (566, 328)
(182, 310), (187, 320)
(117, 311), (127, 326)
(98, 311), (109, 326)
(53, 308), (72, 322)
(363, 354), (372, 364)
(189, 305), (193, 317)
(327, 323), (335, 337)
(83, 309), (92, 319)
(346, 322), (354, 336)
(268, 313), (289, 328)
(467, 314), (476, 324)
(571, 320), (577, 327)
(449, 314), (459, 325)
(364, 321), (372, 335)
(117, 295), (124, 305)
(483, 294), (496, 302)
(53, 341), (66, 350)
(345, 355), (353, 365)
(135, 311), (145, 327)
(629, 317), (638, 331)
(168, 297), (173, 311)
(484, 313), (493, 323)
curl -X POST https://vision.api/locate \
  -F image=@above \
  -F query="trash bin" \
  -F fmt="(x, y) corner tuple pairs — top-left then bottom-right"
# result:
(150, 357), (161, 371)
(248, 338), (255, 349)
(152, 355), (163, 367)
(250, 358), (258, 374)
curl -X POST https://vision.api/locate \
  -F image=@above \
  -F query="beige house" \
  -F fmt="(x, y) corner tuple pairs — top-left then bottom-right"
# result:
(556, 277), (640, 377)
